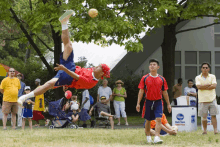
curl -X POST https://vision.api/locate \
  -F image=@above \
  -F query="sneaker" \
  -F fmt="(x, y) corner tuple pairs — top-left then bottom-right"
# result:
(125, 122), (129, 126)
(3, 127), (7, 130)
(59, 10), (74, 24)
(147, 136), (153, 144)
(154, 136), (163, 144)
(45, 119), (50, 126)
(117, 122), (120, 126)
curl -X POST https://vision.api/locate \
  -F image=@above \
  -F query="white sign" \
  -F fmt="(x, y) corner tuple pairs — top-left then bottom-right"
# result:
(201, 105), (220, 131)
(172, 107), (197, 131)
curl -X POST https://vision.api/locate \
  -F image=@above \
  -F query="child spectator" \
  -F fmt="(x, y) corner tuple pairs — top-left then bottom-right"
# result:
(71, 103), (79, 124)
(21, 86), (35, 130)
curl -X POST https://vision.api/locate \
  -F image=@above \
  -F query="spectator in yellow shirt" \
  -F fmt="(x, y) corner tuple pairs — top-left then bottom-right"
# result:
(32, 79), (49, 127)
(0, 68), (21, 130)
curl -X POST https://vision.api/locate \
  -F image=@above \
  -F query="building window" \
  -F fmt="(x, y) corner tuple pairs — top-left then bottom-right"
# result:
(215, 34), (220, 47)
(175, 51), (181, 64)
(215, 51), (220, 64)
(175, 66), (181, 79)
(199, 51), (211, 64)
(214, 24), (220, 47)
(185, 66), (197, 80)
(185, 51), (197, 64)
(215, 67), (220, 79)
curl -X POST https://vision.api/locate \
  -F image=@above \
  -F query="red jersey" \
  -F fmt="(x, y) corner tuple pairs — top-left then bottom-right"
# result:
(68, 66), (98, 89)
(138, 74), (168, 101)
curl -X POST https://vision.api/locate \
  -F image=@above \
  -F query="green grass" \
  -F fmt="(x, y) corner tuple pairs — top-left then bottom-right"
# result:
(0, 115), (202, 126)
(0, 126), (219, 147)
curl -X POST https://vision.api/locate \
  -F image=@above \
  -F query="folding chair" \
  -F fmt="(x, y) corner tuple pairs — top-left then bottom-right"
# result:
(93, 107), (110, 129)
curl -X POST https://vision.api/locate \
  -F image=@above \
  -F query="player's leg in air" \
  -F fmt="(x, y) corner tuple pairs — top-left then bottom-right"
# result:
(18, 10), (74, 105)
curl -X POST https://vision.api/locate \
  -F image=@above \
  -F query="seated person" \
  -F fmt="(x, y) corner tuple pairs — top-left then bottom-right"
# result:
(184, 79), (197, 106)
(144, 113), (178, 136)
(89, 96), (114, 129)
(71, 103), (80, 123)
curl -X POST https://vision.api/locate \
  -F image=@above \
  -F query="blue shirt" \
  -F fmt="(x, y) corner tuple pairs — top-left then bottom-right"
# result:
(18, 81), (26, 97)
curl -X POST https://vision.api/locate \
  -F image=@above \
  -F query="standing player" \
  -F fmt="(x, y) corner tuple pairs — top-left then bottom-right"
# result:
(136, 59), (171, 144)
(18, 10), (110, 106)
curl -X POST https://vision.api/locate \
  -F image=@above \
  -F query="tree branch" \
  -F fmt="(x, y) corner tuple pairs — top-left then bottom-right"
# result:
(9, 8), (54, 75)
(176, 22), (220, 34)
(117, 0), (127, 17)
(178, 0), (187, 6)
(34, 34), (54, 52)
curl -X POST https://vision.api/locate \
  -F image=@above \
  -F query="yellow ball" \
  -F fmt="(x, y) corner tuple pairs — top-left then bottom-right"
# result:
(88, 8), (98, 18)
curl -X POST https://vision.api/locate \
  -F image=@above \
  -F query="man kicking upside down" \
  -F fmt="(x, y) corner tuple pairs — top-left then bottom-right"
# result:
(18, 10), (110, 106)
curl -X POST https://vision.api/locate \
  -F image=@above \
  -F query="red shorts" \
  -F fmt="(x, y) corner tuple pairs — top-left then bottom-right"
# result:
(32, 110), (44, 121)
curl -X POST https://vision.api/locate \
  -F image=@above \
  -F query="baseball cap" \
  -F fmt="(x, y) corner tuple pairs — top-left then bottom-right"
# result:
(100, 96), (106, 99)
(101, 64), (110, 79)
(17, 73), (23, 77)
(35, 78), (41, 83)
(24, 86), (31, 90)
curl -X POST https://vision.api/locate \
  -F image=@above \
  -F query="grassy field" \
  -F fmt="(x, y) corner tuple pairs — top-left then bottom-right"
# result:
(0, 126), (219, 147)
(0, 115), (217, 147)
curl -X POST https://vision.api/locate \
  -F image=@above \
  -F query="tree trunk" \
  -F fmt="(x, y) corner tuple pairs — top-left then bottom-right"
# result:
(51, 25), (63, 100)
(161, 24), (177, 114)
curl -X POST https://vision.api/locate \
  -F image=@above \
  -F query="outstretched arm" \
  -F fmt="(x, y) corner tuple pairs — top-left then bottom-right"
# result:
(54, 64), (79, 80)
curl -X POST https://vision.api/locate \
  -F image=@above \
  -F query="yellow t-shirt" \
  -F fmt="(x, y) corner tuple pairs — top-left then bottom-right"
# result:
(195, 73), (217, 103)
(33, 86), (45, 111)
(0, 77), (21, 102)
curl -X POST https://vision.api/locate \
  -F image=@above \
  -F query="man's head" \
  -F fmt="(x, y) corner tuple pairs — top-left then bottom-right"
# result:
(8, 68), (15, 77)
(201, 62), (210, 74)
(35, 78), (41, 86)
(100, 96), (106, 104)
(102, 79), (108, 86)
(93, 64), (110, 80)
(24, 86), (31, 94)
(187, 79), (194, 88)
(178, 78), (182, 85)
(149, 59), (160, 72)
(71, 95), (77, 101)
(16, 73), (23, 80)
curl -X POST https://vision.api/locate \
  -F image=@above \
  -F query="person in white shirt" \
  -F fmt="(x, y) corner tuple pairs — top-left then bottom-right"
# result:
(97, 79), (112, 107)
(81, 89), (94, 128)
(184, 79), (197, 106)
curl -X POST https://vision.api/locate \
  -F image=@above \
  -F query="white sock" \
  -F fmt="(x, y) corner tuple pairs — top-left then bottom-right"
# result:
(147, 136), (151, 140)
(20, 91), (35, 101)
(62, 24), (68, 30)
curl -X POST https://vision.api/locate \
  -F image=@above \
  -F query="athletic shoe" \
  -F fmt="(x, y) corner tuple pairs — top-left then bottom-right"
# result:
(154, 136), (163, 144)
(117, 122), (120, 126)
(59, 10), (74, 24)
(3, 127), (7, 130)
(125, 122), (129, 126)
(147, 136), (153, 144)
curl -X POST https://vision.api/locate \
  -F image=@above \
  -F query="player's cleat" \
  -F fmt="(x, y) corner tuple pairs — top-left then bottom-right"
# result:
(153, 136), (163, 144)
(59, 10), (74, 24)
(147, 136), (153, 144)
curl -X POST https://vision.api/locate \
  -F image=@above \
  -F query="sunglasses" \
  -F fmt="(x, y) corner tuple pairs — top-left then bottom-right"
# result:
(25, 89), (30, 91)
(9, 71), (15, 72)
(117, 83), (122, 84)
(202, 67), (209, 69)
